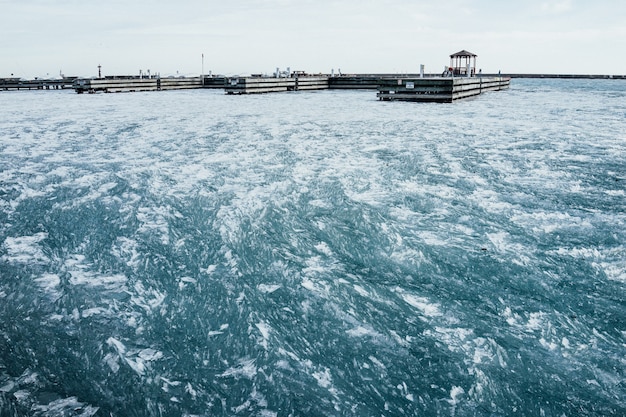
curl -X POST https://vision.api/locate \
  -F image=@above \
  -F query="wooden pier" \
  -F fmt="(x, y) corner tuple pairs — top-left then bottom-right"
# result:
(224, 76), (328, 94)
(1, 77), (76, 90)
(73, 76), (225, 94)
(69, 73), (509, 102)
(377, 76), (510, 103)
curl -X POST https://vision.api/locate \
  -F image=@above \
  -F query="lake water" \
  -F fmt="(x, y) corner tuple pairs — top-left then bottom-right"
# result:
(1, 79), (625, 416)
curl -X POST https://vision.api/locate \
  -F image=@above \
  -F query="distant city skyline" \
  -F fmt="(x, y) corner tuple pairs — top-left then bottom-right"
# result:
(1, 0), (625, 78)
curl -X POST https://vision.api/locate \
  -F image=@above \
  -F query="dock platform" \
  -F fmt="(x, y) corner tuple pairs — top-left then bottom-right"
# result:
(377, 76), (510, 102)
(1, 77), (76, 91)
(225, 76), (329, 94)
(73, 76), (225, 93)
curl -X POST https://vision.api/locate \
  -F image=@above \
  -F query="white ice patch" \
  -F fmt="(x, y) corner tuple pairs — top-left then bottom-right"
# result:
(257, 284), (281, 294)
(314, 242), (333, 256)
(136, 206), (174, 245)
(2, 232), (48, 264)
(470, 189), (514, 214)
(220, 358), (258, 379)
(353, 284), (369, 297)
(312, 368), (333, 389)
(177, 276), (197, 290)
(513, 211), (592, 235)
(449, 386), (465, 405)
(34, 273), (61, 299)
(256, 321), (271, 349)
(419, 231), (449, 246)
(346, 326), (379, 338)
(398, 291), (443, 318)
(105, 337), (163, 376)
(526, 312), (547, 331)
(131, 282), (166, 314)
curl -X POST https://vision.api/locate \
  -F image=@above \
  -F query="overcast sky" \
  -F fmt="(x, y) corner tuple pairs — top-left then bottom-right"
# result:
(1, 0), (625, 78)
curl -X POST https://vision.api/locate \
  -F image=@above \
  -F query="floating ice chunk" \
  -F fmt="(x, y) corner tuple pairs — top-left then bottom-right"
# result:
(106, 337), (126, 354)
(400, 293), (442, 317)
(258, 283), (281, 293)
(34, 396), (99, 417)
(35, 274), (61, 299)
(605, 189), (625, 196)
(105, 337), (162, 376)
(368, 356), (387, 370)
(419, 231), (448, 246)
(138, 348), (163, 362)
(315, 242), (332, 256)
(487, 231), (509, 253)
(526, 312), (546, 331)
(346, 326), (374, 338)
(312, 368), (333, 389)
(561, 337), (570, 349)
(449, 386), (465, 405)
(220, 359), (257, 379)
(353, 285), (369, 297)
(185, 382), (198, 398)
(539, 338), (558, 351)
(256, 321), (271, 349)
(97, 181), (118, 193)
(301, 278), (316, 291)
(178, 276), (197, 290)
(81, 308), (104, 318)
(2, 232), (48, 264)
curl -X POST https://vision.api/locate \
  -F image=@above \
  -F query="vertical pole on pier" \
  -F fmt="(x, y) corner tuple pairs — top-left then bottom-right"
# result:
(202, 53), (205, 86)
(98, 65), (101, 79)
(420, 64), (424, 78)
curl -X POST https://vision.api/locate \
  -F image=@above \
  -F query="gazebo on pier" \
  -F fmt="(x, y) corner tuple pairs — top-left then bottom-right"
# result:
(450, 50), (477, 77)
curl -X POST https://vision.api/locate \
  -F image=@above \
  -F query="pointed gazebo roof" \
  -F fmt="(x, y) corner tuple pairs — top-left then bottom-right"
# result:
(450, 50), (477, 58)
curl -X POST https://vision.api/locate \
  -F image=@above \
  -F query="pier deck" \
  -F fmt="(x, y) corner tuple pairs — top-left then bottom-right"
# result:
(73, 76), (225, 93)
(225, 76), (329, 94)
(1, 77), (76, 90)
(377, 76), (510, 102)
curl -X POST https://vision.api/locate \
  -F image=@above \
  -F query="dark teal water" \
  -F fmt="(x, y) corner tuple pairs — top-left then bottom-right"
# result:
(1, 80), (625, 416)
